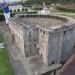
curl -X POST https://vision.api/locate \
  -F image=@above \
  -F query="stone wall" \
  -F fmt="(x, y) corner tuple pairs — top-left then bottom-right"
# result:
(23, 27), (39, 57)
(38, 28), (49, 65)
(61, 24), (75, 62)
(9, 19), (25, 57)
(9, 14), (75, 66)
(9, 5), (23, 12)
(48, 29), (63, 65)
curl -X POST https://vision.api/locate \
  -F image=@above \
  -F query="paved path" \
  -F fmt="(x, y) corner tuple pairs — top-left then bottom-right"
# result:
(0, 21), (27, 75)
(56, 12), (75, 15)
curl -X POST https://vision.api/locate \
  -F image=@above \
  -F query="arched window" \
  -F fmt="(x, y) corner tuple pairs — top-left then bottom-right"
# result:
(52, 61), (55, 64)
(22, 8), (24, 11)
(18, 9), (20, 12)
(14, 10), (16, 12)
(10, 10), (12, 12)
(25, 9), (28, 11)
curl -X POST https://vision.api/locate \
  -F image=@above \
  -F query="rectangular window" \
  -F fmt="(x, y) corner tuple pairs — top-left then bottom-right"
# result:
(40, 29), (42, 32)
(29, 34), (31, 37)
(43, 31), (45, 34)
(30, 45), (31, 47)
(35, 44), (36, 47)
(30, 48), (31, 53)
(64, 31), (66, 35)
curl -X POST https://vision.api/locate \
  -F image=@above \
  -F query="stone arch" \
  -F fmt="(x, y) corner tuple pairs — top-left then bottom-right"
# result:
(17, 9), (20, 12)
(14, 10), (16, 12)
(10, 10), (12, 12)
(22, 8), (24, 11)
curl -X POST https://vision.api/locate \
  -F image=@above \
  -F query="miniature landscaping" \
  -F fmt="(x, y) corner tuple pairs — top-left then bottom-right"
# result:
(0, 33), (13, 75)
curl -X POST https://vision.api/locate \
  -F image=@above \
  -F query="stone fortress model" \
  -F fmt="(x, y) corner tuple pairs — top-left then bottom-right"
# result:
(9, 14), (75, 75)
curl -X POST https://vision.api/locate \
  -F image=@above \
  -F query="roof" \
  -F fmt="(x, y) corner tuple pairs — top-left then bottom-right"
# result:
(20, 18), (65, 29)
(9, 3), (22, 6)
(16, 14), (68, 29)
(11, 14), (75, 30)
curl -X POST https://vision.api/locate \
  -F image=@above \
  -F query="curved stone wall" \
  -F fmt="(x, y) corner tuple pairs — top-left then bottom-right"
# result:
(16, 14), (68, 23)
(9, 14), (75, 66)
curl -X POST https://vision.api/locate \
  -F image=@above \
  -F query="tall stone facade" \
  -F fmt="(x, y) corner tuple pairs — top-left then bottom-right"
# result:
(9, 14), (75, 66)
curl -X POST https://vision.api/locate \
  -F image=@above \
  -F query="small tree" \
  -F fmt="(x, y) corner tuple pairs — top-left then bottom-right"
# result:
(0, 9), (3, 13)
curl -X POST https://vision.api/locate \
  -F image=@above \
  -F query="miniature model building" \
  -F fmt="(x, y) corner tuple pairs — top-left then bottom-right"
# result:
(9, 14), (75, 75)
(9, 3), (23, 12)
(38, 2), (51, 15)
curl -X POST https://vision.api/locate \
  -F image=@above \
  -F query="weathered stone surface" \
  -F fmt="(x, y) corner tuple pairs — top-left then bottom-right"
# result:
(9, 14), (75, 66)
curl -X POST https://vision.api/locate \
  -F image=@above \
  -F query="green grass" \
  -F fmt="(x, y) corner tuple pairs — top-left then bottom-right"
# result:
(62, 13), (75, 19)
(61, 13), (75, 19)
(0, 34), (13, 75)
(57, 11), (75, 19)
(62, 14), (75, 19)
(0, 48), (13, 75)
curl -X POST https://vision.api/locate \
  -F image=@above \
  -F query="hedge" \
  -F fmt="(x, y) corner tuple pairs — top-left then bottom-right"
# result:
(0, 13), (15, 21)
(0, 11), (37, 21)
(56, 7), (75, 13)
(0, 9), (3, 13)
(0, 13), (5, 21)
(26, 11), (37, 14)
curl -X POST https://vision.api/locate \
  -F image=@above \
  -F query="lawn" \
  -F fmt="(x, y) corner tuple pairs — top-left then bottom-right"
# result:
(0, 48), (13, 75)
(61, 12), (75, 19)
(0, 33), (13, 75)
(56, 7), (75, 19)
(57, 11), (75, 19)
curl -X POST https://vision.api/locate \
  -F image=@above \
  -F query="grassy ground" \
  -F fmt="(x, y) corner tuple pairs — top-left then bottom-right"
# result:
(57, 11), (75, 19)
(0, 48), (13, 75)
(61, 12), (75, 19)
(0, 33), (13, 75)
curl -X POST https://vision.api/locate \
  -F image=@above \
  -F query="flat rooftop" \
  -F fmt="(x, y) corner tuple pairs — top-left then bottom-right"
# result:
(20, 18), (65, 29)
(12, 14), (75, 29)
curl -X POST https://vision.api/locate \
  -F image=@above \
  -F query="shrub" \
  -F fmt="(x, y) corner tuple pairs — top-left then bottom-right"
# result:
(10, 13), (15, 17)
(56, 7), (75, 13)
(26, 11), (37, 14)
(0, 9), (3, 13)
(0, 13), (5, 21)
(0, 13), (15, 21)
